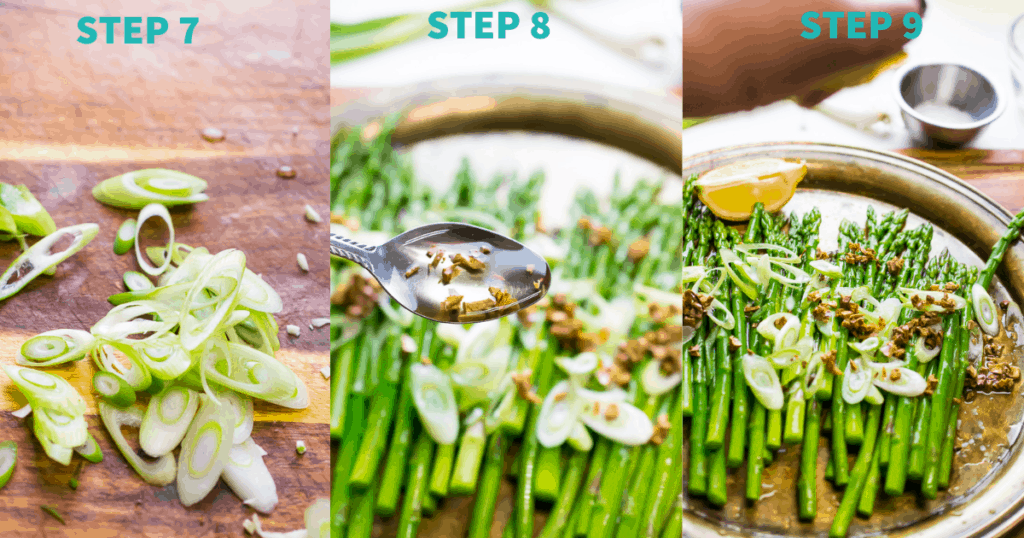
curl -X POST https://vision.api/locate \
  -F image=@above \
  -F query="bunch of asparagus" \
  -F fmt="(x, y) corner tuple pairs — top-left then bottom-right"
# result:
(330, 123), (684, 538)
(683, 175), (1024, 537)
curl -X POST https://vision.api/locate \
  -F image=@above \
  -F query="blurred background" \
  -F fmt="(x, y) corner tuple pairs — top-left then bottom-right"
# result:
(331, 0), (682, 224)
(684, 0), (1024, 156)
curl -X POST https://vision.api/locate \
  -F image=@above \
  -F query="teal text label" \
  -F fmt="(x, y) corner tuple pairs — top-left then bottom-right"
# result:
(77, 17), (199, 44)
(801, 11), (920, 39)
(428, 11), (548, 39)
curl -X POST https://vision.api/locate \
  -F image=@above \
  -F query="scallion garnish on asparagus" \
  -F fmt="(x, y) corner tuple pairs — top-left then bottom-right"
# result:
(684, 171), (1024, 537)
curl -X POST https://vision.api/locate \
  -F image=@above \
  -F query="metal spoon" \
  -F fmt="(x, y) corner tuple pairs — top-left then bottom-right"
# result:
(330, 222), (552, 324)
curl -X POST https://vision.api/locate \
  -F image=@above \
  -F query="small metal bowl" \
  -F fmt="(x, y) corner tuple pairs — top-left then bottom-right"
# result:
(893, 63), (1005, 148)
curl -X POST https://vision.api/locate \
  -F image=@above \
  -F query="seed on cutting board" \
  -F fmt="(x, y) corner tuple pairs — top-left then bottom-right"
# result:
(201, 127), (225, 142)
(311, 318), (330, 328)
(304, 205), (322, 223)
(286, 325), (300, 337)
(297, 253), (309, 272)
(276, 166), (296, 179)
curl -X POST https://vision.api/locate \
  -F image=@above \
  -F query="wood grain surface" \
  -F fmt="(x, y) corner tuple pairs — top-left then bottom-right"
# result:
(1, 0), (330, 536)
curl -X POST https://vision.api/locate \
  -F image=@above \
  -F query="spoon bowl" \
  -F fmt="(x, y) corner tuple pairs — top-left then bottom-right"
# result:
(331, 222), (552, 323)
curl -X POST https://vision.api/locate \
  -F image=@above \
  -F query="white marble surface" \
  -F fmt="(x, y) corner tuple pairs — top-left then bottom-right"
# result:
(684, 1), (1024, 156)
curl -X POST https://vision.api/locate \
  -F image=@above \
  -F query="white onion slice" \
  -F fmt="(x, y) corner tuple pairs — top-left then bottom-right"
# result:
(842, 357), (872, 404)
(865, 384), (884, 405)
(17, 330), (94, 368)
(872, 366), (927, 396)
(972, 283), (999, 336)
(11, 404), (31, 419)
(575, 388), (654, 446)
(566, 422), (593, 452)
(99, 402), (175, 485)
(640, 360), (681, 396)
(742, 354), (783, 410)
(757, 313), (799, 342)
(177, 395), (234, 506)
(706, 298), (735, 330)
(810, 259), (843, 278)
(140, 385), (199, 457)
(134, 204), (175, 276)
(224, 438), (278, 514)
(899, 287), (967, 312)
(536, 380), (581, 448)
(913, 326), (943, 363)
(409, 363), (459, 445)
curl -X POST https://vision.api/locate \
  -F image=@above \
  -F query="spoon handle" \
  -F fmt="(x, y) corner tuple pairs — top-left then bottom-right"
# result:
(329, 232), (376, 272)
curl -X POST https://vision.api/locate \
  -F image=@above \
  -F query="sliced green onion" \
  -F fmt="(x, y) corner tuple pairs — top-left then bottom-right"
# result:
(12, 404), (31, 419)
(972, 283), (999, 336)
(286, 325), (301, 337)
(304, 204), (322, 223)
(223, 438), (278, 513)
(865, 384), (884, 405)
(32, 414), (74, 465)
(682, 265), (706, 283)
(296, 440), (306, 455)
(898, 287), (967, 312)
(137, 338), (192, 380)
(3, 365), (87, 417)
(913, 325), (943, 363)
(555, 352), (599, 379)
(140, 385), (199, 457)
(123, 271), (153, 292)
(92, 371), (136, 407)
(177, 395), (233, 506)
(705, 297), (735, 330)
(200, 342), (301, 404)
(114, 219), (137, 255)
(134, 203), (175, 276)
(871, 365), (927, 396)
(535, 380), (580, 448)
(17, 330), (94, 368)
(74, 433), (103, 463)
(0, 182), (56, 236)
(179, 249), (245, 350)
(0, 224), (99, 301)
(99, 402), (175, 485)
(810, 259), (843, 278)
(41, 505), (65, 525)
(567, 422), (593, 451)
(92, 169), (209, 210)
(756, 313), (799, 342)
(640, 360), (681, 396)
(841, 357), (872, 404)
(90, 341), (152, 392)
(0, 441), (16, 490)
(849, 336), (883, 357)
(575, 387), (654, 445)
(735, 242), (800, 262)
(410, 362), (459, 444)
(719, 249), (758, 300)
(216, 389), (254, 444)
(306, 497), (330, 538)
(742, 354), (784, 410)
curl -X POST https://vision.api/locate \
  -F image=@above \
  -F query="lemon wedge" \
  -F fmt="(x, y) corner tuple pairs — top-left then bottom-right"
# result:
(695, 158), (807, 221)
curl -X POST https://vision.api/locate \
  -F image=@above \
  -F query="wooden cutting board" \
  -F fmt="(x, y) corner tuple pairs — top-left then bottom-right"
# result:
(0, 0), (330, 535)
